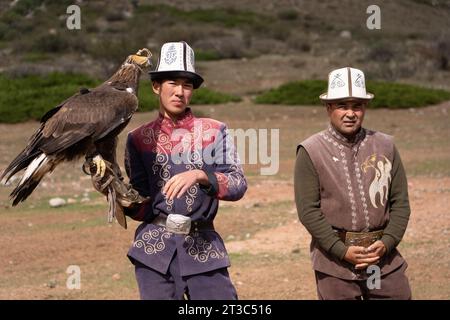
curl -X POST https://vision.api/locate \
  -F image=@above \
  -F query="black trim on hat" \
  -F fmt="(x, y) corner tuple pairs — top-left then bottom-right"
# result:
(182, 41), (187, 71)
(347, 67), (352, 97)
(149, 70), (204, 89)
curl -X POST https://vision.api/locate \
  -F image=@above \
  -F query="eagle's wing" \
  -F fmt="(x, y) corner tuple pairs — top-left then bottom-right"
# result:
(39, 86), (138, 154)
(0, 87), (137, 183)
(1, 48), (151, 208)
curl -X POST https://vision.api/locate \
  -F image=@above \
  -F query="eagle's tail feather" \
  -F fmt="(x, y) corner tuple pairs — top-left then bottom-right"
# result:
(1, 129), (44, 185)
(10, 153), (55, 206)
(0, 150), (41, 185)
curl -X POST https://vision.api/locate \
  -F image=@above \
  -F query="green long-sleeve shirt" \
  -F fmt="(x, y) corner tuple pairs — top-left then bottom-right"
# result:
(294, 145), (411, 260)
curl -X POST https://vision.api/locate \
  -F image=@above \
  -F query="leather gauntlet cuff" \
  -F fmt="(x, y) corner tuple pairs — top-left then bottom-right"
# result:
(83, 158), (149, 208)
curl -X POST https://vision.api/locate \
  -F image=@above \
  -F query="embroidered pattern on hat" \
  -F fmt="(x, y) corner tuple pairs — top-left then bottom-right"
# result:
(330, 73), (345, 89)
(354, 73), (364, 88)
(164, 44), (177, 65)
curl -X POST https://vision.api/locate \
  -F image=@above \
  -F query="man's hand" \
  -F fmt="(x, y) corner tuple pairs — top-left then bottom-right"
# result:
(344, 245), (381, 270)
(163, 170), (209, 200)
(365, 240), (386, 259)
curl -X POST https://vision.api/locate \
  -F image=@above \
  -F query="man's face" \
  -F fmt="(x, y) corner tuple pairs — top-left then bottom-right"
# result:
(327, 99), (367, 138)
(153, 78), (194, 117)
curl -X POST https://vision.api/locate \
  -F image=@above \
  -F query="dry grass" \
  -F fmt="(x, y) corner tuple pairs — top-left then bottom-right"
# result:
(0, 101), (449, 299)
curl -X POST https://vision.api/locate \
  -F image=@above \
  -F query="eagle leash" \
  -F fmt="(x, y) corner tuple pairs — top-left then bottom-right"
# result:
(83, 158), (149, 229)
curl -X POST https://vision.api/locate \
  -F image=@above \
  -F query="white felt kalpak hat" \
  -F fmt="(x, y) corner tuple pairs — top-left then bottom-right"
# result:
(320, 67), (374, 102)
(149, 41), (204, 89)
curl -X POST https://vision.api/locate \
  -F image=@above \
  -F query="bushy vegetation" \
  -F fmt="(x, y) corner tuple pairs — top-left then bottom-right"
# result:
(0, 2), (297, 61)
(0, 73), (241, 123)
(254, 80), (326, 106)
(135, 4), (269, 28)
(194, 50), (222, 61)
(0, 73), (99, 123)
(254, 80), (450, 108)
(367, 82), (450, 108)
(0, 0), (447, 72)
(191, 88), (242, 105)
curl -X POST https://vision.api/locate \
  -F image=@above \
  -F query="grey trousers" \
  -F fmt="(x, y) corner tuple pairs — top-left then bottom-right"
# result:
(315, 263), (412, 300)
(134, 253), (238, 300)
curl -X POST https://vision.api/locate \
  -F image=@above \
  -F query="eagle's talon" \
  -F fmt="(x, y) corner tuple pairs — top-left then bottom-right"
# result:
(93, 155), (106, 178)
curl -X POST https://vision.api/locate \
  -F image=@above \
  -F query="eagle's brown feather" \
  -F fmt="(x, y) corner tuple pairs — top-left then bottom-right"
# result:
(0, 49), (151, 206)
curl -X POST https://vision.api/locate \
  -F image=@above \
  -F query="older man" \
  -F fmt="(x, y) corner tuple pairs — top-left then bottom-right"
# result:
(294, 67), (412, 299)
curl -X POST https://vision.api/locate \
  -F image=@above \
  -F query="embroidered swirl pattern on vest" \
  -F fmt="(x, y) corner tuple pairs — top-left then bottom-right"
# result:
(353, 134), (370, 231)
(134, 227), (172, 255)
(185, 233), (225, 263)
(354, 159), (370, 231)
(328, 126), (349, 143)
(320, 132), (358, 231)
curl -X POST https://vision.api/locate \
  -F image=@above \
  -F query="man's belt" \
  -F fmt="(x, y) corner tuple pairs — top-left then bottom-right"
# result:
(335, 229), (384, 247)
(152, 214), (214, 235)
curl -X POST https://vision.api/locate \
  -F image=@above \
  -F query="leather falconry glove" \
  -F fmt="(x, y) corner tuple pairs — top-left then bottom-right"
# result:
(82, 157), (149, 229)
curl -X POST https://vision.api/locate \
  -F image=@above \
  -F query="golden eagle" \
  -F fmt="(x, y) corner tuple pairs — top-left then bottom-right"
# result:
(0, 48), (152, 219)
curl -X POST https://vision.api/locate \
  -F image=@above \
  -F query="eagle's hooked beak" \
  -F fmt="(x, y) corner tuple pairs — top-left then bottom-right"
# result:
(130, 48), (152, 68)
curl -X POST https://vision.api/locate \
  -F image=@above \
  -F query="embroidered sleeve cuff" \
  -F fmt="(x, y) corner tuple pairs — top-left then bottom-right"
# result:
(329, 240), (348, 260)
(199, 170), (218, 197)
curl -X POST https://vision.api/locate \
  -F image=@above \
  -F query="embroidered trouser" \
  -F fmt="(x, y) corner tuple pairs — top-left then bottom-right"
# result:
(315, 263), (412, 300)
(134, 252), (238, 300)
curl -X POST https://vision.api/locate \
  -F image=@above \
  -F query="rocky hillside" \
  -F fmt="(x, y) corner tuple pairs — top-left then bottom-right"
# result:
(0, 0), (449, 94)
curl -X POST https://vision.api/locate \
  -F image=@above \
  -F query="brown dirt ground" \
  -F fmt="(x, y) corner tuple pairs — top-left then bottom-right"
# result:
(0, 102), (449, 299)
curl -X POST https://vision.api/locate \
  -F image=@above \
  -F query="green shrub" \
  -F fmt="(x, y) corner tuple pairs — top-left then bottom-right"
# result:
(254, 80), (327, 105)
(135, 5), (269, 29)
(0, 73), (241, 123)
(0, 22), (8, 41)
(10, 0), (44, 15)
(254, 80), (450, 108)
(195, 50), (222, 61)
(0, 73), (99, 123)
(137, 84), (159, 112)
(181, 8), (266, 28)
(367, 81), (450, 108)
(277, 9), (299, 20)
(191, 88), (241, 104)
(22, 52), (51, 62)
(30, 34), (69, 53)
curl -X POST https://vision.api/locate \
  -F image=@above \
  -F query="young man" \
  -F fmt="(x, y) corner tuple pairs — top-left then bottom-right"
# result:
(121, 42), (247, 299)
(294, 67), (412, 299)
